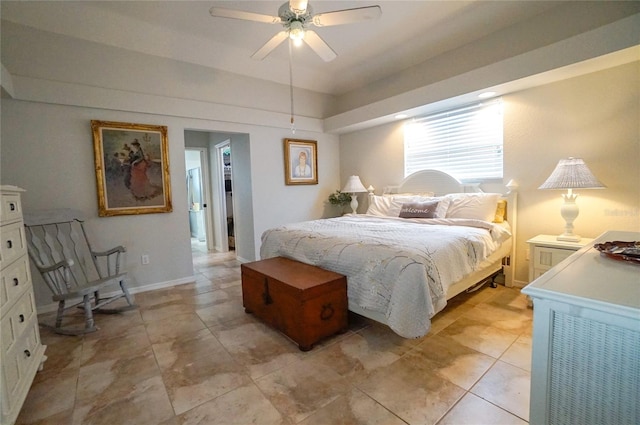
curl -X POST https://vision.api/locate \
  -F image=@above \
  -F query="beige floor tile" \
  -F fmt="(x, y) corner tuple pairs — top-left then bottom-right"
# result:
(462, 301), (533, 335)
(176, 383), (287, 425)
(76, 348), (161, 403)
(500, 334), (532, 372)
(15, 408), (74, 425)
(32, 334), (83, 384)
(140, 300), (197, 322)
(299, 387), (406, 425)
(144, 312), (207, 344)
(356, 352), (465, 425)
(471, 360), (531, 421)
(196, 297), (252, 328)
(255, 359), (351, 424)
(80, 323), (151, 366)
(413, 334), (496, 390)
(214, 321), (301, 380)
(438, 393), (528, 425)
(153, 328), (251, 415)
(15, 369), (78, 424)
(311, 326), (418, 381)
(437, 316), (519, 358)
(72, 375), (175, 425)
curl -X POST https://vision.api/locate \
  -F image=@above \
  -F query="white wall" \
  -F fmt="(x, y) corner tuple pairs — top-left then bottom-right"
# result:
(1, 99), (340, 307)
(339, 61), (640, 285)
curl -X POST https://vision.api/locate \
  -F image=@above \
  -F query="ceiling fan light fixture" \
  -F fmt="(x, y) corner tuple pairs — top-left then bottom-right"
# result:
(288, 21), (305, 43)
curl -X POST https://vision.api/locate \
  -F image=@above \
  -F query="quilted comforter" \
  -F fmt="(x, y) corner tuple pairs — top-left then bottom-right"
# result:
(260, 214), (510, 338)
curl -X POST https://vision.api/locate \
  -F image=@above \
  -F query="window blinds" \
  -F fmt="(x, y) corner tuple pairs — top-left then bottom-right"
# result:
(404, 99), (503, 180)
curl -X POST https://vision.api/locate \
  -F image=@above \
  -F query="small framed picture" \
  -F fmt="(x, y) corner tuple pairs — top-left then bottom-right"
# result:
(284, 138), (318, 185)
(91, 120), (172, 216)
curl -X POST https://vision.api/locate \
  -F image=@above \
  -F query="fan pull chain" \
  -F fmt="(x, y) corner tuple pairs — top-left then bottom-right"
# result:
(288, 39), (296, 134)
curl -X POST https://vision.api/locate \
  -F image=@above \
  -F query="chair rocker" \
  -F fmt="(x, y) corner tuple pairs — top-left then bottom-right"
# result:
(24, 209), (137, 335)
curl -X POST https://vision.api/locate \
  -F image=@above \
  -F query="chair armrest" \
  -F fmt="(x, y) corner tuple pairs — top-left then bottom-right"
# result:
(92, 245), (126, 257)
(36, 258), (74, 274)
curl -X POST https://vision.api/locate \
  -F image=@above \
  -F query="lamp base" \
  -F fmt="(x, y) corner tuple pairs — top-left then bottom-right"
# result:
(349, 193), (359, 214)
(557, 233), (581, 243)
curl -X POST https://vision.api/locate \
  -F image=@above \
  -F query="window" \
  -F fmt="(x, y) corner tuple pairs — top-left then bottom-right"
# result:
(404, 99), (503, 181)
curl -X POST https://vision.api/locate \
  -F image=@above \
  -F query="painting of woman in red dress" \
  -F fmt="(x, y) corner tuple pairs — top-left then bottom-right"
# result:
(128, 140), (162, 201)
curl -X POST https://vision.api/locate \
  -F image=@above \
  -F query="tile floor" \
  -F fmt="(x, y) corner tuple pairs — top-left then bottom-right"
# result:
(16, 246), (533, 425)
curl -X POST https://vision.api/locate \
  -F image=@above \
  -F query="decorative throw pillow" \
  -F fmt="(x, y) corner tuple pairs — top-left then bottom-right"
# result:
(399, 200), (440, 218)
(494, 199), (507, 223)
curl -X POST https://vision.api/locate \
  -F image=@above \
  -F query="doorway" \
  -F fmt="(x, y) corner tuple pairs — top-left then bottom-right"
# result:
(215, 141), (234, 251)
(185, 148), (214, 252)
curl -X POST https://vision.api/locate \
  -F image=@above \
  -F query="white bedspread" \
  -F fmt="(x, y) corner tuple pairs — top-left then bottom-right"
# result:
(260, 214), (511, 338)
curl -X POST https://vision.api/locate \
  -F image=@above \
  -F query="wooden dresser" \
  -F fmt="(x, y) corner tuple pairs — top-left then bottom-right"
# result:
(1, 186), (46, 425)
(523, 230), (639, 425)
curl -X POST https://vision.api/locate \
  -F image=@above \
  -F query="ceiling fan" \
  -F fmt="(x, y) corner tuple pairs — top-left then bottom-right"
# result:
(209, 1), (382, 62)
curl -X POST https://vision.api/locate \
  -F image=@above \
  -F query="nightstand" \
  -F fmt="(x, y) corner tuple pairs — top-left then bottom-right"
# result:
(527, 234), (594, 282)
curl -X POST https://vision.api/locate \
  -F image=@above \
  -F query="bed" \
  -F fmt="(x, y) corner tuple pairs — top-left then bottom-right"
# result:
(260, 170), (517, 338)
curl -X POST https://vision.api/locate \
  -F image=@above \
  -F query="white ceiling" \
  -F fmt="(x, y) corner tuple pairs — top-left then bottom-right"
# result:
(1, 0), (568, 96)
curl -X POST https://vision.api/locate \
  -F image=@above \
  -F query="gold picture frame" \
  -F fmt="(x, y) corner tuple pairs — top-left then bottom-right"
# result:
(284, 138), (318, 185)
(91, 120), (172, 216)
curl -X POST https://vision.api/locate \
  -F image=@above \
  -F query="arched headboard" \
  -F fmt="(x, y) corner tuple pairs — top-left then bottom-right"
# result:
(390, 170), (464, 196)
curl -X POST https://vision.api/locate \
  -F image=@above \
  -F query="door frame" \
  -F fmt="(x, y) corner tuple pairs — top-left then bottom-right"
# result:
(214, 140), (231, 252)
(186, 147), (214, 251)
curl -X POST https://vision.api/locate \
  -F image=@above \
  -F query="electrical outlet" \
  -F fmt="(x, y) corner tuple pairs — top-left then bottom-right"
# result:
(141, 254), (150, 265)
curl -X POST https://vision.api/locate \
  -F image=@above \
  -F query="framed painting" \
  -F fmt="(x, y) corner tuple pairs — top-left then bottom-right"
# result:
(91, 120), (172, 216)
(284, 138), (318, 185)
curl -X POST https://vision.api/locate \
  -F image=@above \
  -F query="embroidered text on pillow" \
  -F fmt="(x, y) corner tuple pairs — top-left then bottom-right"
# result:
(399, 201), (439, 218)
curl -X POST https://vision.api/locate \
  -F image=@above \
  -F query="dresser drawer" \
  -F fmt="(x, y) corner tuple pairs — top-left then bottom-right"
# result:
(0, 192), (22, 225)
(1, 290), (37, 354)
(0, 221), (27, 269)
(1, 256), (31, 314)
(1, 318), (42, 419)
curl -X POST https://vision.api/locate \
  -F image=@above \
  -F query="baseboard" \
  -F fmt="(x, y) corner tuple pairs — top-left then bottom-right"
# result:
(513, 279), (529, 288)
(36, 275), (197, 315)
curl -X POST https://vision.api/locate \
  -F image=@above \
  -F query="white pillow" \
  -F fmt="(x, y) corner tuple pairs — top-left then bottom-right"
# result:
(444, 193), (501, 222)
(383, 192), (435, 198)
(366, 195), (401, 217)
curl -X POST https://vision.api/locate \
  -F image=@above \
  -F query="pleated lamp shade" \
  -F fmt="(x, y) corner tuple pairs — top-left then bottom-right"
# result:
(342, 176), (367, 193)
(539, 158), (606, 190)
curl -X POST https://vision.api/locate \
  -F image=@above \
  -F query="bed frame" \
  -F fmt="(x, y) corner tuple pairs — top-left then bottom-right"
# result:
(349, 169), (518, 325)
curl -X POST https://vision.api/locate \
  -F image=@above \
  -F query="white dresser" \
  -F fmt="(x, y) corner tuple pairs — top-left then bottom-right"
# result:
(523, 230), (640, 425)
(1, 186), (46, 425)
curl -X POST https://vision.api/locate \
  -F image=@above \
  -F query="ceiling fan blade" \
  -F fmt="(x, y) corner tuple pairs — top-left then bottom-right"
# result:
(289, 0), (308, 15)
(209, 7), (281, 24)
(312, 5), (382, 27)
(303, 30), (337, 62)
(251, 31), (289, 60)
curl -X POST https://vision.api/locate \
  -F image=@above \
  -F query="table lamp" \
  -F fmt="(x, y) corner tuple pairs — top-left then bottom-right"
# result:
(538, 157), (605, 242)
(342, 176), (367, 214)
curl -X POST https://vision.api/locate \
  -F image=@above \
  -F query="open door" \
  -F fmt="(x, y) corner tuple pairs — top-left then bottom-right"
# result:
(185, 148), (214, 251)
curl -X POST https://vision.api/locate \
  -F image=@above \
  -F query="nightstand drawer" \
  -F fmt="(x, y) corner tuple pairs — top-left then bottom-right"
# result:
(533, 246), (574, 269)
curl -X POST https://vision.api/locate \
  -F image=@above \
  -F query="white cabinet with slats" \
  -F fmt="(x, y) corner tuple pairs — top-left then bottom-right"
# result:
(1, 186), (46, 425)
(523, 230), (640, 424)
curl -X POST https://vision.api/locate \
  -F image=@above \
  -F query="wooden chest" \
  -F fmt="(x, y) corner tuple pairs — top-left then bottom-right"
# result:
(241, 257), (348, 351)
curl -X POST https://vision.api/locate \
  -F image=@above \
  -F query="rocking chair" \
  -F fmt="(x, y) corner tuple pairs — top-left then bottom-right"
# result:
(24, 209), (137, 335)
